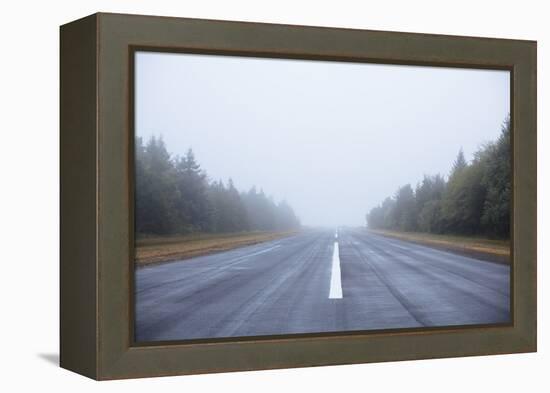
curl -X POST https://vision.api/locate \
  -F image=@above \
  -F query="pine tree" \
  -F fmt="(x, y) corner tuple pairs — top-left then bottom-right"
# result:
(392, 184), (417, 231)
(415, 174), (446, 233)
(136, 136), (179, 235)
(174, 148), (213, 232)
(366, 114), (510, 239)
(450, 148), (467, 177)
(480, 117), (511, 237)
(134, 135), (301, 237)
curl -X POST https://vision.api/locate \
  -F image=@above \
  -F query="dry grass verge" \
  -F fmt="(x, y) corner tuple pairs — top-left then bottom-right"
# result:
(135, 231), (298, 266)
(369, 229), (510, 264)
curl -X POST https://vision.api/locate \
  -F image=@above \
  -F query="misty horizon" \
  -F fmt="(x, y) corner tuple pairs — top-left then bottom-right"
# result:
(135, 52), (510, 227)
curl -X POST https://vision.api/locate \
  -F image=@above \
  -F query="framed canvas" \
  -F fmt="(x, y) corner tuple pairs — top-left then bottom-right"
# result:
(60, 12), (537, 380)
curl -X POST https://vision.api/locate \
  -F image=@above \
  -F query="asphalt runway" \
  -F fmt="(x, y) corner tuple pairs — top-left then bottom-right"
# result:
(135, 228), (510, 342)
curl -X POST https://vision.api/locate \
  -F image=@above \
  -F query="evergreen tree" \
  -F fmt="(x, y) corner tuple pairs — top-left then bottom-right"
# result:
(415, 174), (446, 233)
(174, 149), (212, 232)
(392, 184), (417, 231)
(441, 161), (486, 234)
(366, 197), (396, 230)
(135, 136), (179, 235)
(226, 179), (249, 232)
(480, 117), (511, 237)
(366, 114), (510, 239)
(209, 180), (233, 233)
(275, 200), (300, 230)
(134, 135), (301, 237)
(450, 148), (467, 177)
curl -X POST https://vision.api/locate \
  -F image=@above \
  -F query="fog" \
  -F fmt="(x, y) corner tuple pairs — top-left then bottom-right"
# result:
(135, 52), (510, 227)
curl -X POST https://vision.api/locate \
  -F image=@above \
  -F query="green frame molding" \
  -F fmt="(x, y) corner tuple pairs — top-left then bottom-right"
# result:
(60, 12), (536, 380)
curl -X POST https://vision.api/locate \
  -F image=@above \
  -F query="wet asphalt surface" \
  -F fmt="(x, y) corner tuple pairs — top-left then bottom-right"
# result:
(135, 228), (510, 342)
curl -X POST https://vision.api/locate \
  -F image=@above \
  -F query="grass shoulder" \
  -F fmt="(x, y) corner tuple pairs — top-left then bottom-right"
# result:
(369, 229), (510, 264)
(136, 230), (298, 267)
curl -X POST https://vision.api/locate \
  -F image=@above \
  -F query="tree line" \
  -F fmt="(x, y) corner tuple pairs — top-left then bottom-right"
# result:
(366, 116), (510, 238)
(135, 136), (301, 237)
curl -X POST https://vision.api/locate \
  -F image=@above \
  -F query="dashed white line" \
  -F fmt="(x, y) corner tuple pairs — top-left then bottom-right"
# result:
(329, 230), (343, 299)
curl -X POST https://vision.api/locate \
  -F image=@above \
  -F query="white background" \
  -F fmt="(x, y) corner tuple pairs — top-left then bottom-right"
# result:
(0, 0), (546, 391)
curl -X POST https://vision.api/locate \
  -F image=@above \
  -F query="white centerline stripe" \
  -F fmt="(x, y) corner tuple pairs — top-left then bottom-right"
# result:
(329, 238), (343, 299)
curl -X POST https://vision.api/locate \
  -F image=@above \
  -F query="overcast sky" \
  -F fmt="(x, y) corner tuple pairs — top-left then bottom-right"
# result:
(135, 52), (510, 227)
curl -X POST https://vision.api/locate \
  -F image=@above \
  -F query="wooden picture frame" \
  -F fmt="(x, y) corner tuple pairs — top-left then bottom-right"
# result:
(60, 12), (537, 380)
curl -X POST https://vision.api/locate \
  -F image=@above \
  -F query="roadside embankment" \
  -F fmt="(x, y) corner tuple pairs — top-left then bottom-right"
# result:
(136, 230), (298, 266)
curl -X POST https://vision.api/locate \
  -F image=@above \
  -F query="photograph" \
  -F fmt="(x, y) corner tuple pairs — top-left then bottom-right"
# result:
(133, 51), (511, 343)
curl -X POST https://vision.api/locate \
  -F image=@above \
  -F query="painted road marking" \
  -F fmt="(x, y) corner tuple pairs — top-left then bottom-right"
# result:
(234, 245), (281, 261)
(329, 231), (343, 299)
(222, 245), (282, 266)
